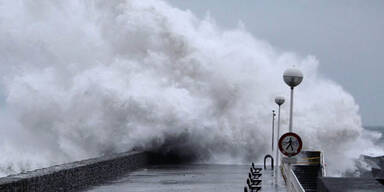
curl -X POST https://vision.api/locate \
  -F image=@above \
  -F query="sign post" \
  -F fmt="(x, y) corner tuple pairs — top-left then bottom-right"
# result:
(278, 132), (303, 184)
(278, 132), (303, 158)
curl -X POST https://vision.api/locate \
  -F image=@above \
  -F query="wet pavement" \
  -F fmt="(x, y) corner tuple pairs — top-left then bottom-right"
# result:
(87, 164), (287, 192)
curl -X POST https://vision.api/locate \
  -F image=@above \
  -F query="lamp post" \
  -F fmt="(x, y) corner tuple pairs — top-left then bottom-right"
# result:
(274, 96), (285, 166)
(283, 68), (303, 133)
(274, 97), (285, 182)
(271, 110), (276, 152)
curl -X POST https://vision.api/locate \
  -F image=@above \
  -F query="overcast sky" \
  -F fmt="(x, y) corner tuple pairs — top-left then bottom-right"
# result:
(167, 0), (384, 126)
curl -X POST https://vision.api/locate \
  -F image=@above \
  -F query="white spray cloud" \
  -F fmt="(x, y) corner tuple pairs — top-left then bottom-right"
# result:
(0, 0), (380, 176)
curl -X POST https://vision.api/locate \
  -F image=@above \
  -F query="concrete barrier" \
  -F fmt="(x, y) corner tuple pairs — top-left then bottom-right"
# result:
(0, 151), (151, 192)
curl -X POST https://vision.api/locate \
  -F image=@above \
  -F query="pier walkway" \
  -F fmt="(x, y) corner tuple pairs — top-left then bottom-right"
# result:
(87, 164), (287, 192)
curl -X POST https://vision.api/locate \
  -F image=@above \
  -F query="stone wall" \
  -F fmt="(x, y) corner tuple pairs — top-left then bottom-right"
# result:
(0, 151), (151, 192)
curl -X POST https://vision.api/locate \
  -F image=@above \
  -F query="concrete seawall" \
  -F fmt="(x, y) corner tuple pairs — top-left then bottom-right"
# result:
(0, 151), (151, 192)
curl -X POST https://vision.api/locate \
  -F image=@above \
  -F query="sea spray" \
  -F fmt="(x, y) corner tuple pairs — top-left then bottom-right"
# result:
(0, 0), (381, 176)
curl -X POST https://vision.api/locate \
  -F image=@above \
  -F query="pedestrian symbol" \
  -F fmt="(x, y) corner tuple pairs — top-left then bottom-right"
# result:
(278, 132), (302, 157)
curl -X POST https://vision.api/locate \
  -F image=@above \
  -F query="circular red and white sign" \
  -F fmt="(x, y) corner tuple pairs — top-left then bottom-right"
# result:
(278, 132), (302, 157)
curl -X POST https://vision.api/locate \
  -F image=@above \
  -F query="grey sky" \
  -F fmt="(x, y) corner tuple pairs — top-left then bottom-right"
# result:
(167, 0), (384, 126)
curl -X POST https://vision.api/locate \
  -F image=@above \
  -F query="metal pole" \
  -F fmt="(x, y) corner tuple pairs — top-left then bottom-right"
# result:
(275, 105), (281, 183)
(272, 110), (275, 152)
(288, 87), (294, 133)
(276, 105), (281, 166)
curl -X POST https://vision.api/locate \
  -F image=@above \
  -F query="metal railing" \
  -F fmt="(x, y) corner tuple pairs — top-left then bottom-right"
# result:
(282, 162), (305, 192)
(264, 154), (274, 170)
(320, 150), (326, 177)
(280, 150), (326, 192)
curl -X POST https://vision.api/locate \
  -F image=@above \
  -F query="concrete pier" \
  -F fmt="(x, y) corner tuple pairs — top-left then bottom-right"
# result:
(87, 164), (287, 192)
(0, 151), (151, 192)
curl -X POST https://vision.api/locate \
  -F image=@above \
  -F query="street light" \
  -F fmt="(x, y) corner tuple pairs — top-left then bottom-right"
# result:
(271, 110), (276, 152)
(283, 68), (303, 133)
(274, 96), (285, 173)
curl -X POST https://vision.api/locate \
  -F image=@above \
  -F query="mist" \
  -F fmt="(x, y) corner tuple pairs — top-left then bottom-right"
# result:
(0, 0), (381, 176)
